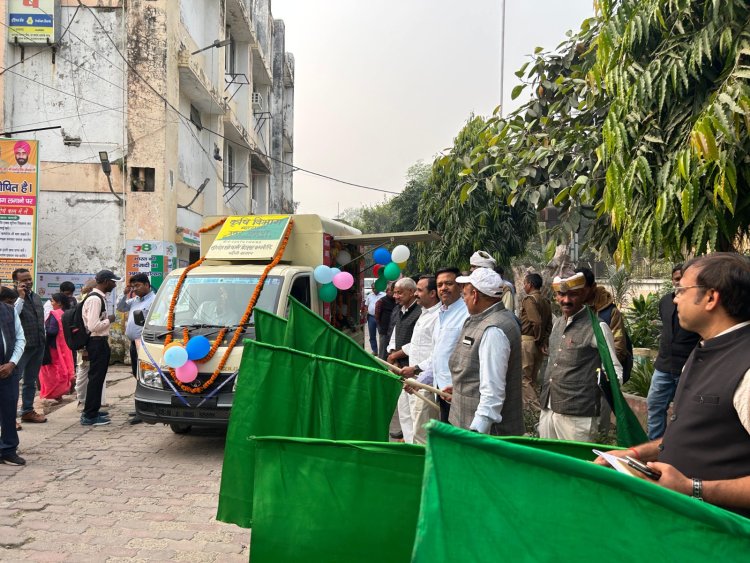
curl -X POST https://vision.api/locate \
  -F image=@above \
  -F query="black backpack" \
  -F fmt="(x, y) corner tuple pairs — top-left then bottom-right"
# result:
(598, 303), (634, 383)
(62, 293), (106, 350)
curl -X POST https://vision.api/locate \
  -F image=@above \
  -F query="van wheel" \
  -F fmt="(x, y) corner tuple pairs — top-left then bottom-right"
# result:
(170, 423), (192, 434)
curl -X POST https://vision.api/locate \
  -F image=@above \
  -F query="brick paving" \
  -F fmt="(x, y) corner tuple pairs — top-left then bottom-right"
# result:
(0, 365), (250, 562)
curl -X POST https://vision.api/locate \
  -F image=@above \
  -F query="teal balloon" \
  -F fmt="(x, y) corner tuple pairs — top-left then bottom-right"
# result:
(319, 283), (338, 303)
(383, 261), (401, 281)
(374, 278), (387, 293)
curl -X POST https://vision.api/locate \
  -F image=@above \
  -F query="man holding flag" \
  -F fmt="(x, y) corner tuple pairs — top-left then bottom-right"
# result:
(539, 271), (622, 443)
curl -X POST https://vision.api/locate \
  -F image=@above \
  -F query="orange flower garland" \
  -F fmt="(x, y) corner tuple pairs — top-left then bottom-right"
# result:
(160, 218), (295, 394)
(199, 217), (228, 233)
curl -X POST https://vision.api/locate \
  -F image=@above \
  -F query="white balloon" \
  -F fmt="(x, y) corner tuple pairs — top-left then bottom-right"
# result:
(391, 245), (411, 263)
(336, 250), (352, 265)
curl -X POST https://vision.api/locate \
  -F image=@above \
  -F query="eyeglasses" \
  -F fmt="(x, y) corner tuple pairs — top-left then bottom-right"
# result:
(674, 284), (706, 296)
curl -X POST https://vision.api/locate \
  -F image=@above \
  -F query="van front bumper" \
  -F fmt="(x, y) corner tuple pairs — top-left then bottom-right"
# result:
(135, 383), (234, 427)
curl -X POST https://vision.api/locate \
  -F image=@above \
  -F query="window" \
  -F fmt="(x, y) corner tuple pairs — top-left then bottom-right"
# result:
(290, 275), (311, 308)
(130, 167), (155, 192)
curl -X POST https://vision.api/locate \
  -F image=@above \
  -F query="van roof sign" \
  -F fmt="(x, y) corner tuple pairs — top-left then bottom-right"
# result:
(206, 215), (292, 260)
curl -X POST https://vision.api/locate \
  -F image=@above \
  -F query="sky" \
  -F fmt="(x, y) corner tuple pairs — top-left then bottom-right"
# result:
(272, 0), (594, 218)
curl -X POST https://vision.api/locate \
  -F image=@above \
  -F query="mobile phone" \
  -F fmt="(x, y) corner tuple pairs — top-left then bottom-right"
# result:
(625, 456), (661, 480)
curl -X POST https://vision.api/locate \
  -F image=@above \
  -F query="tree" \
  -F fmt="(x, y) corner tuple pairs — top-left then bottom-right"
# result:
(415, 117), (538, 272)
(459, 0), (750, 264)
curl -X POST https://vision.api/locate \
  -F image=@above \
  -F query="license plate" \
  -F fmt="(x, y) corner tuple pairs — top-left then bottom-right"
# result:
(171, 395), (217, 408)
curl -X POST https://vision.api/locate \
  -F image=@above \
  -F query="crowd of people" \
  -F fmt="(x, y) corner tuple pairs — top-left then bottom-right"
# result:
(367, 251), (750, 516)
(0, 268), (154, 466)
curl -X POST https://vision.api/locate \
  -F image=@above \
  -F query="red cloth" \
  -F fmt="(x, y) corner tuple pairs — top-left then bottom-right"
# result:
(39, 309), (75, 400)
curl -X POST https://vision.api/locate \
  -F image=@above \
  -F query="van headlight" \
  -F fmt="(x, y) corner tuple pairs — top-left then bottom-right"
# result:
(138, 362), (164, 389)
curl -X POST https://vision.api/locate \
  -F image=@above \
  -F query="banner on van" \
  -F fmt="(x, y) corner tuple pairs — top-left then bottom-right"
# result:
(206, 215), (291, 260)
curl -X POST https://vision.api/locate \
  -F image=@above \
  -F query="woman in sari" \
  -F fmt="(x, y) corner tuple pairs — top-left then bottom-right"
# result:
(39, 293), (75, 401)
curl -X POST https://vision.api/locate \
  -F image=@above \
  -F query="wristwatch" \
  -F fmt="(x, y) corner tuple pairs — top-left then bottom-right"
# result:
(414, 366), (423, 375)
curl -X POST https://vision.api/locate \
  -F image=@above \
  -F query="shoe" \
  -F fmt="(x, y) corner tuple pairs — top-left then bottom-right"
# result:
(128, 411), (137, 417)
(1, 452), (26, 465)
(97, 410), (109, 417)
(389, 430), (404, 439)
(129, 416), (143, 425)
(15, 421), (22, 431)
(21, 411), (47, 423)
(80, 415), (111, 426)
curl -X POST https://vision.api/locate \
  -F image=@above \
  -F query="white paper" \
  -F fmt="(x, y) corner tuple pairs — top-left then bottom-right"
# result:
(592, 449), (634, 477)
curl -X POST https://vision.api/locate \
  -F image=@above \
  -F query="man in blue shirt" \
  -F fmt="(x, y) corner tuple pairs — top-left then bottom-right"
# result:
(116, 274), (155, 425)
(0, 297), (27, 465)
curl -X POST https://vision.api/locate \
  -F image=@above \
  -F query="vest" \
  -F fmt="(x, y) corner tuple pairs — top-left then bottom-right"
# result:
(448, 302), (524, 436)
(0, 303), (17, 365)
(18, 291), (45, 349)
(393, 301), (421, 367)
(659, 323), (750, 517)
(541, 307), (602, 417)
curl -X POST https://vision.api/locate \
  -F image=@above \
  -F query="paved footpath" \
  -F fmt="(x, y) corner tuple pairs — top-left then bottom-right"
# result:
(0, 365), (250, 562)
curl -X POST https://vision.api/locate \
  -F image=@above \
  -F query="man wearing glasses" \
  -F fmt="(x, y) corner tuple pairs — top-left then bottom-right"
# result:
(597, 253), (750, 517)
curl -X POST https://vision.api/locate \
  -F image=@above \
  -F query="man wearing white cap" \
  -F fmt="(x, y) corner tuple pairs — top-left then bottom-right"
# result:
(447, 268), (524, 435)
(539, 272), (623, 442)
(470, 250), (514, 312)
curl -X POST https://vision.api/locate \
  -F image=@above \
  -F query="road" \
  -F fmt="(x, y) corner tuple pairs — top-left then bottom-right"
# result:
(0, 365), (249, 562)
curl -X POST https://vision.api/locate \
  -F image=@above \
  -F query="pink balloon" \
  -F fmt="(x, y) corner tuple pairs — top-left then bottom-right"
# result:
(175, 360), (198, 383)
(332, 271), (354, 290)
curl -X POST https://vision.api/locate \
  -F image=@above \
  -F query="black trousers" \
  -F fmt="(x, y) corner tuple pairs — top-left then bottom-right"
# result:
(129, 340), (138, 378)
(0, 371), (20, 456)
(439, 396), (451, 424)
(83, 337), (110, 419)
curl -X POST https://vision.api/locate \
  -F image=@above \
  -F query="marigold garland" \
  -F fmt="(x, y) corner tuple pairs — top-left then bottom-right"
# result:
(161, 218), (294, 394)
(199, 217), (228, 233)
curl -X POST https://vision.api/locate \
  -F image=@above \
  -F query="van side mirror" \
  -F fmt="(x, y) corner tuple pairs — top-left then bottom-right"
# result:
(134, 310), (146, 327)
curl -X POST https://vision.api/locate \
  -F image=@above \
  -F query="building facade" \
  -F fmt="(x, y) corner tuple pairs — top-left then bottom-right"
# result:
(0, 0), (294, 279)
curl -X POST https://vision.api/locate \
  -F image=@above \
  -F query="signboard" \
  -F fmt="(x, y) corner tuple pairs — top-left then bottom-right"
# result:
(206, 215), (291, 260)
(126, 240), (177, 291)
(7, 0), (60, 45)
(36, 271), (117, 314)
(0, 139), (39, 284)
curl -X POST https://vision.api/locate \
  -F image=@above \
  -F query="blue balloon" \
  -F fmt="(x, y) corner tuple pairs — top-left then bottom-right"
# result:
(185, 335), (211, 360)
(164, 345), (188, 368)
(314, 265), (334, 285)
(330, 267), (341, 276)
(373, 247), (391, 265)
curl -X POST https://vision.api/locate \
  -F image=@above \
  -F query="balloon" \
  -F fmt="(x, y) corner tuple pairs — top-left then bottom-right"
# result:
(313, 265), (333, 285)
(185, 335), (211, 360)
(373, 247), (391, 265)
(336, 250), (352, 265)
(333, 271), (354, 290)
(391, 245), (410, 263)
(374, 278), (387, 293)
(383, 262), (401, 281)
(319, 283), (338, 303)
(175, 360), (198, 383)
(330, 267), (341, 276)
(164, 342), (182, 351)
(164, 345), (188, 368)
(397, 261), (407, 269)
(373, 264), (382, 277)
(377, 267), (386, 279)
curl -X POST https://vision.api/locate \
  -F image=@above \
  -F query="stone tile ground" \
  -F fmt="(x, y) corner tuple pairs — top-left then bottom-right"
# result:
(0, 366), (250, 562)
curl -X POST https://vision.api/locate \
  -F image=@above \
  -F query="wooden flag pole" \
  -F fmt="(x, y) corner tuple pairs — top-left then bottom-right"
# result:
(372, 355), (452, 401)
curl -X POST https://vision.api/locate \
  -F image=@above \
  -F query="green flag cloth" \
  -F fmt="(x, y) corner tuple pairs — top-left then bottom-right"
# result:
(285, 296), (384, 371)
(587, 306), (649, 446)
(217, 340), (402, 528)
(253, 307), (287, 345)
(250, 437), (425, 563)
(413, 422), (750, 562)
(502, 435), (623, 460)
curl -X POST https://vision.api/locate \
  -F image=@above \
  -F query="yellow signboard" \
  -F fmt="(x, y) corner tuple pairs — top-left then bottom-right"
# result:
(7, 0), (59, 45)
(206, 215), (291, 260)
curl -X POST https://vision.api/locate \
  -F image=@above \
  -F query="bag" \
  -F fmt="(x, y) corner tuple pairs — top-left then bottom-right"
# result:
(597, 303), (634, 383)
(62, 293), (106, 351)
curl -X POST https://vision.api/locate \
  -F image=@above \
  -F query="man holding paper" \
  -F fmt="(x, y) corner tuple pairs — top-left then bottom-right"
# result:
(596, 253), (750, 518)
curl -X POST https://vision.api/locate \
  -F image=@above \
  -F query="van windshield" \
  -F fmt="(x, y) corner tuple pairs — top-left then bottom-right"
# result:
(146, 275), (282, 328)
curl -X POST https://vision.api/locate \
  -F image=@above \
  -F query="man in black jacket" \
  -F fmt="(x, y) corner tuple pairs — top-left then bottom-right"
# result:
(646, 264), (700, 439)
(12, 269), (47, 424)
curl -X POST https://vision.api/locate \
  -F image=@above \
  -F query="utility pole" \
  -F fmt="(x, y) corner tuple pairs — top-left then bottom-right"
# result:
(499, 0), (506, 117)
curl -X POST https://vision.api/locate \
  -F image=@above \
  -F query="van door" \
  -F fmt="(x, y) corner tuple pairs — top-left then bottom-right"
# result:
(289, 273), (312, 312)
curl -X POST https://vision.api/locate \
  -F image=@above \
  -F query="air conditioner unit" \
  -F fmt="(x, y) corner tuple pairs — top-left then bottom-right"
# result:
(252, 92), (263, 111)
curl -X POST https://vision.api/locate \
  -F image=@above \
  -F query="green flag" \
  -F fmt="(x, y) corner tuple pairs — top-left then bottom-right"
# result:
(251, 437), (425, 563)
(217, 340), (402, 528)
(253, 307), (287, 345)
(285, 296), (384, 371)
(413, 422), (750, 562)
(587, 306), (649, 446)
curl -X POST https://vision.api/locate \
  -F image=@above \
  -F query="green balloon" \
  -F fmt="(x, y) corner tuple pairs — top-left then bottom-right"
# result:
(319, 283), (338, 303)
(374, 278), (387, 293)
(383, 261), (401, 281)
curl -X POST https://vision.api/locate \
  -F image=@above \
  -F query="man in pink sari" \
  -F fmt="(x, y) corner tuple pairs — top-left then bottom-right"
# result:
(39, 293), (74, 401)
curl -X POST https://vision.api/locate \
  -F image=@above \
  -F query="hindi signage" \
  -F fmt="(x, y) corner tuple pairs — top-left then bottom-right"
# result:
(7, 0), (60, 45)
(206, 215), (291, 260)
(125, 240), (177, 291)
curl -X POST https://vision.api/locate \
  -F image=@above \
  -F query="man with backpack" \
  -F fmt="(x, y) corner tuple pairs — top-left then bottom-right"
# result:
(79, 270), (120, 426)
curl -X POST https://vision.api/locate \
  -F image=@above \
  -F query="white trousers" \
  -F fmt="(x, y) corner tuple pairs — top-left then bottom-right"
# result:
(409, 390), (439, 445)
(538, 409), (599, 443)
(397, 390), (414, 443)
